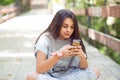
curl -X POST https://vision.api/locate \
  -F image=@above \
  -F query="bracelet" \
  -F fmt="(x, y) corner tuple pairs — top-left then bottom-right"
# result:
(51, 51), (62, 59)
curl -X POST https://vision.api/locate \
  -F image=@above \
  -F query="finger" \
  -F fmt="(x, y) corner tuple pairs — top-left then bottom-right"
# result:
(73, 52), (81, 55)
(69, 51), (73, 55)
(65, 45), (74, 50)
(62, 50), (71, 55)
(77, 46), (82, 49)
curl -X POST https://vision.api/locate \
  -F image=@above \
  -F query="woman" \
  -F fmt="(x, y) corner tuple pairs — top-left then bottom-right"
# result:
(27, 9), (100, 80)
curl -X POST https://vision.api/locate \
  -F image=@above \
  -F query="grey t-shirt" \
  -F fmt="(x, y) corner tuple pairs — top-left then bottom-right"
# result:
(35, 32), (80, 77)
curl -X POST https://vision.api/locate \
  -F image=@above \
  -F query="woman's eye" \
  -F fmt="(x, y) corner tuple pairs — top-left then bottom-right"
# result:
(63, 25), (68, 28)
(71, 26), (75, 29)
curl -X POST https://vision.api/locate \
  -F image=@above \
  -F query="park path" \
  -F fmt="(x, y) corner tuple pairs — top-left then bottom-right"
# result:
(0, 8), (53, 80)
(0, 8), (52, 57)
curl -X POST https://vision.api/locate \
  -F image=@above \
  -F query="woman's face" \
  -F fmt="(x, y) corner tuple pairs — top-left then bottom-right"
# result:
(59, 18), (74, 40)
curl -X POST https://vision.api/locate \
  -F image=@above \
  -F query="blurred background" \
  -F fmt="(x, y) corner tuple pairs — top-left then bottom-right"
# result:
(0, 0), (120, 80)
(0, 0), (119, 65)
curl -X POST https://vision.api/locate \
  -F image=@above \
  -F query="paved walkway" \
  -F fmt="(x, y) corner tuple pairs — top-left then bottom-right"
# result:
(0, 8), (120, 80)
(0, 8), (53, 80)
(0, 8), (53, 57)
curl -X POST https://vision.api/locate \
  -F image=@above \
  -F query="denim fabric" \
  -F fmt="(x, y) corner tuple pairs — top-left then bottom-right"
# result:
(37, 67), (97, 80)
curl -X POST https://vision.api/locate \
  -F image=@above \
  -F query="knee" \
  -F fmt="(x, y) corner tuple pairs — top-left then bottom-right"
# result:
(26, 72), (37, 80)
(92, 67), (100, 78)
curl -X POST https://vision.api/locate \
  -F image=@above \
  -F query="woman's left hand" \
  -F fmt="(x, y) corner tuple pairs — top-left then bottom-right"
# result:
(70, 45), (86, 57)
(71, 45), (88, 69)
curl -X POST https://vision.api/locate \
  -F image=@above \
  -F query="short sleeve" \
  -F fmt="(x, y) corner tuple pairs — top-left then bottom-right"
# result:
(35, 35), (49, 57)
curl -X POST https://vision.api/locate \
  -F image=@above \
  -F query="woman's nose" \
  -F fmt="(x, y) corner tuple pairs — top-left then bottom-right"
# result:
(67, 27), (71, 31)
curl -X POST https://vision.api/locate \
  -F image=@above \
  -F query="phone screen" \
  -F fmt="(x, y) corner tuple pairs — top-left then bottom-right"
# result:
(72, 39), (80, 46)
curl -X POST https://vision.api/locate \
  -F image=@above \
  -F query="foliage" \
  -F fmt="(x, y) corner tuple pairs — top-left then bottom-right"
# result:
(77, 16), (120, 65)
(87, 17), (120, 65)
(66, 0), (88, 9)
(0, 0), (14, 6)
(76, 16), (88, 26)
(112, 19), (120, 39)
(70, 0), (120, 65)
(95, 0), (104, 6)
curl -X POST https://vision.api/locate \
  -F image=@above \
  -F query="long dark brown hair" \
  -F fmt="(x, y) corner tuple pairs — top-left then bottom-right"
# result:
(35, 9), (86, 55)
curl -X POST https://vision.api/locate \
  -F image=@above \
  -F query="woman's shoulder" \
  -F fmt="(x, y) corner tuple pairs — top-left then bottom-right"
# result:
(38, 32), (54, 42)
(36, 32), (53, 45)
(41, 32), (52, 37)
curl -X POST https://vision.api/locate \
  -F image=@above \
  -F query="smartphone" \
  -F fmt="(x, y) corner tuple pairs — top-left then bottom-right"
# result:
(72, 39), (80, 46)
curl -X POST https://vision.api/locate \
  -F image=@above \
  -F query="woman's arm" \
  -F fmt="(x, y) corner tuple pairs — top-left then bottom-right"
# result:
(36, 45), (74, 73)
(77, 50), (88, 69)
(36, 50), (59, 73)
(71, 46), (88, 69)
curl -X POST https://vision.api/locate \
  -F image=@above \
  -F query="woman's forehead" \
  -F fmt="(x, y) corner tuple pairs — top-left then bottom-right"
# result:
(63, 18), (74, 25)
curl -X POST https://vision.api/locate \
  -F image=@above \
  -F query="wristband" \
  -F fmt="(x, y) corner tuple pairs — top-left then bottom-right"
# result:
(51, 51), (62, 59)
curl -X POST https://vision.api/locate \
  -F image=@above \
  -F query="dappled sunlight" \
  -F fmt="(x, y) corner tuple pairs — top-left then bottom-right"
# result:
(52, 2), (65, 14)
(0, 32), (38, 38)
(0, 8), (53, 57)
(0, 34), (35, 57)
(88, 29), (107, 45)
(0, 52), (34, 57)
(106, 17), (116, 26)
(0, 32), (36, 53)
(23, 41), (33, 48)
(88, 29), (96, 40)
(0, 14), (53, 31)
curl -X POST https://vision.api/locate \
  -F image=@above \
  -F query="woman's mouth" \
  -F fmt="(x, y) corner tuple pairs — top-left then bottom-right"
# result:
(65, 33), (71, 36)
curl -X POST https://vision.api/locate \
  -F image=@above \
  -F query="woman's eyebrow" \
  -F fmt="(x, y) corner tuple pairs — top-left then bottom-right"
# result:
(63, 23), (74, 26)
(62, 23), (68, 25)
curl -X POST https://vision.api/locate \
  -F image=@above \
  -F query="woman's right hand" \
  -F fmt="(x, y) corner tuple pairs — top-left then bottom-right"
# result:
(58, 45), (74, 58)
